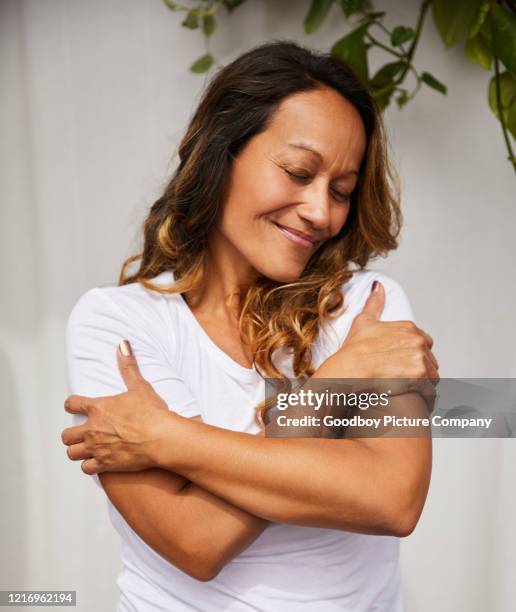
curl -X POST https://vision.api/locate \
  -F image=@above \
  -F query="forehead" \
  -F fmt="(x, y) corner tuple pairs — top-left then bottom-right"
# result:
(263, 87), (367, 168)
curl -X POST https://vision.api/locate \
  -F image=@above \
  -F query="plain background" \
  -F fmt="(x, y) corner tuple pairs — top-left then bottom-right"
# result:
(1, 0), (515, 610)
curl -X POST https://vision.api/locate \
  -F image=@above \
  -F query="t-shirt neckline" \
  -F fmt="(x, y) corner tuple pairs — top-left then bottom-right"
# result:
(174, 287), (260, 381)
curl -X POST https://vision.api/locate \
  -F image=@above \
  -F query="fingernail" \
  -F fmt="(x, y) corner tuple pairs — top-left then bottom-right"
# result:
(371, 280), (380, 293)
(119, 340), (132, 357)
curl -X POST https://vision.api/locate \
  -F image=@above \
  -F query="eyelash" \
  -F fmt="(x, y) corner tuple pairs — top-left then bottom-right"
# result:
(283, 168), (351, 203)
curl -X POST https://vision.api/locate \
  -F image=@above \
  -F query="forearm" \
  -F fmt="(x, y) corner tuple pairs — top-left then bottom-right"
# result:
(73, 393), (269, 581)
(153, 398), (431, 536)
(100, 466), (268, 581)
(174, 427), (270, 572)
(175, 478), (269, 576)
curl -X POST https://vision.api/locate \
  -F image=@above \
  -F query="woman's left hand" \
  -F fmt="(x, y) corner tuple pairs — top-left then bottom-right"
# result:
(61, 340), (173, 475)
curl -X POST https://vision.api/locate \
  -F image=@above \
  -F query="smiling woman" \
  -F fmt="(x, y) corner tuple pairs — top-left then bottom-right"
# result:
(220, 87), (366, 271)
(63, 40), (437, 611)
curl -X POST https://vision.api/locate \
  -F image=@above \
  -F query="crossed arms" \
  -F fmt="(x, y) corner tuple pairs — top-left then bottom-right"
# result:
(74, 375), (432, 582)
(98, 416), (269, 582)
(63, 283), (435, 582)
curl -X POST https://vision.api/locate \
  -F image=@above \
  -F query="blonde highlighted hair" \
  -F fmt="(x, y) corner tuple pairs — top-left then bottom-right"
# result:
(119, 40), (401, 426)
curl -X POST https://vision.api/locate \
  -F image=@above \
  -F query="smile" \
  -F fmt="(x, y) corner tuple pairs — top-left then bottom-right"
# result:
(272, 222), (317, 249)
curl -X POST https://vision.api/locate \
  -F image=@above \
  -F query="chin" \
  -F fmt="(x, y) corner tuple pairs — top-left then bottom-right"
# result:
(257, 263), (305, 284)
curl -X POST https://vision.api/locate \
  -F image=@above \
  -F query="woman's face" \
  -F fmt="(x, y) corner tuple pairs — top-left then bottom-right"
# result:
(213, 86), (367, 283)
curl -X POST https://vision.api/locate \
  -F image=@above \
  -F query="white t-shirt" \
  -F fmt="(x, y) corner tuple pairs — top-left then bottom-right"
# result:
(66, 268), (414, 612)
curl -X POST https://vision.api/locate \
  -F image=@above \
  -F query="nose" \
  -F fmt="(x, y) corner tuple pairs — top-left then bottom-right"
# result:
(296, 180), (332, 231)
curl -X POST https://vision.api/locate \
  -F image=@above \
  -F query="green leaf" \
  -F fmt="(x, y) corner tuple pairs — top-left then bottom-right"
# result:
(331, 25), (369, 82)
(488, 71), (516, 139)
(202, 14), (215, 36)
(468, 0), (490, 40)
(432, 0), (484, 48)
(465, 22), (492, 70)
(371, 85), (396, 111)
(490, 4), (516, 76)
(162, 0), (180, 11)
(222, 0), (246, 12)
(390, 26), (415, 47)
(395, 90), (410, 109)
(369, 61), (405, 89)
(368, 62), (405, 111)
(190, 53), (214, 73)
(421, 71), (447, 95)
(304, 0), (334, 34)
(182, 11), (199, 29)
(340, 0), (369, 18)
(480, 12), (492, 45)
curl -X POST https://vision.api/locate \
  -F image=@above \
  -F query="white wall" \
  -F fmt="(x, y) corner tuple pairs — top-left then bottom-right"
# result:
(1, 0), (514, 610)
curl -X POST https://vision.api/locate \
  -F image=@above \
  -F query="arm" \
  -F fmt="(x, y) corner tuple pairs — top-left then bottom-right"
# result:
(65, 289), (268, 581)
(65, 278), (435, 539)
(99, 416), (268, 582)
(147, 280), (434, 536)
(150, 388), (431, 538)
(67, 346), (432, 539)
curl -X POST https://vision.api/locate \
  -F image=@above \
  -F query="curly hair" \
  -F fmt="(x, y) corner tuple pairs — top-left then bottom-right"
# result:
(119, 40), (401, 425)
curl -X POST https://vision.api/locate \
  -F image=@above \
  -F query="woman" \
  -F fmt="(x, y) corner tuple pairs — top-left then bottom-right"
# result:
(62, 40), (437, 611)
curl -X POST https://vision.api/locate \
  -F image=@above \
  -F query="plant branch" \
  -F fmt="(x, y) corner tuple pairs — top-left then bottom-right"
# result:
(493, 55), (516, 172)
(392, 0), (431, 87)
(372, 20), (408, 54)
(374, 20), (393, 37)
(204, 0), (223, 17)
(162, 0), (190, 11)
(162, 0), (223, 17)
(365, 32), (404, 58)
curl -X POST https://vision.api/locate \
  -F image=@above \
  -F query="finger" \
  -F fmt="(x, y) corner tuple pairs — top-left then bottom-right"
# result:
(117, 340), (148, 391)
(61, 424), (88, 445)
(416, 327), (434, 350)
(64, 395), (92, 415)
(425, 348), (439, 371)
(66, 442), (92, 461)
(360, 280), (385, 320)
(424, 354), (440, 385)
(81, 458), (104, 475)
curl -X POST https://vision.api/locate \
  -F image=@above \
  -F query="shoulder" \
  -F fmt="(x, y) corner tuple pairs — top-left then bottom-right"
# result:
(321, 269), (415, 348)
(342, 268), (406, 298)
(341, 268), (414, 322)
(68, 271), (177, 327)
(69, 282), (158, 327)
(66, 271), (180, 356)
(327, 268), (415, 346)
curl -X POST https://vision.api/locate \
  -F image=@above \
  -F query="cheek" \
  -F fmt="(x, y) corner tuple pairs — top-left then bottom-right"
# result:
(248, 166), (292, 216)
(219, 183), (284, 241)
(330, 203), (351, 236)
(227, 163), (290, 222)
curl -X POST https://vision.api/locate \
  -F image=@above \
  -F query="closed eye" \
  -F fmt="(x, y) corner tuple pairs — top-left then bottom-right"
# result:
(284, 168), (310, 181)
(332, 189), (351, 203)
(284, 168), (351, 203)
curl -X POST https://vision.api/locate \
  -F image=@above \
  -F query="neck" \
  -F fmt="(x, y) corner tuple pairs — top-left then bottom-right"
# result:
(183, 231), (261, 321)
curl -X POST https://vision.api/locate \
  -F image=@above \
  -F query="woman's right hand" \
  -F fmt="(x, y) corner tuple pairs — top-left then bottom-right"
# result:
(314, 280), (439, 410)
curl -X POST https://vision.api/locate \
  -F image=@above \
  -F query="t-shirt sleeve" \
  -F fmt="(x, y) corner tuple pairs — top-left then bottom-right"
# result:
(374, 272), (415, 323)
(65, 287), (201, 486)
(323, 271), (416, 351)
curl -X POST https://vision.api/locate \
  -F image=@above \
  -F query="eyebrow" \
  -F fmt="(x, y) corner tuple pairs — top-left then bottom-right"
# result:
(286, 142), (359, 178)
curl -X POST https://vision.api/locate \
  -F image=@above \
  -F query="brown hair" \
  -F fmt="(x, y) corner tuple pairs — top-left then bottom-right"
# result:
(119, 40), (401, 425)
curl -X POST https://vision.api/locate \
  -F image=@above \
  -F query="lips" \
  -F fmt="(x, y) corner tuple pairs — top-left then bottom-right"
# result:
(272, 222), (319, 248)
